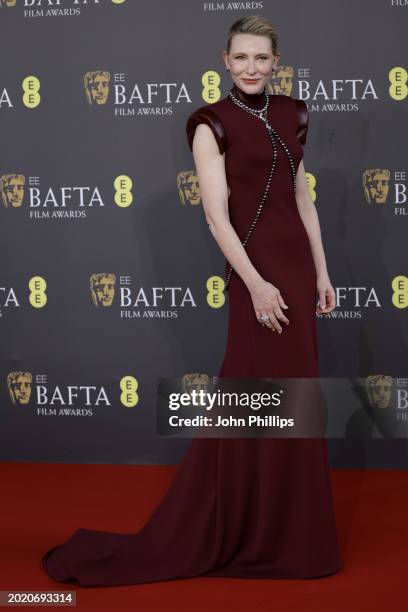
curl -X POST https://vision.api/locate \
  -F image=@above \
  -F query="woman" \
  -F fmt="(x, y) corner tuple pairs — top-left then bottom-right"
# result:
(42, 15), (342, 587)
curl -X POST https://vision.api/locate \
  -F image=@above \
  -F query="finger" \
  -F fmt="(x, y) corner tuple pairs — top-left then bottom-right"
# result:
(316, 301), (326, 315)
(318, 291), (327, 311)
(321, 291), (336, 313)
(256, 311), (270, 327)
(267, 311), (282, 333)
(278, 293), (289, 310)
(274, 304), (289, 325)
(259, 313), (274, 330)
(328, 290), (336, 309)
(258, 312), (275, 331)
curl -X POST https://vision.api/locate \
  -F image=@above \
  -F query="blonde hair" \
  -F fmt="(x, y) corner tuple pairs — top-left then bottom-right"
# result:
(226, 15), (279, 55)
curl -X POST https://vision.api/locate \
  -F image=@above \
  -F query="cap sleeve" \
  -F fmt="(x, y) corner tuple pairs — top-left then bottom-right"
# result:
(186, 107), (226, 155)
(294, 99), (309, 146)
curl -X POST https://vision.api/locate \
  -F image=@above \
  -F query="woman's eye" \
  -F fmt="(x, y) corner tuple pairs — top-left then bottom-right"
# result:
(234, 56), (268, 60)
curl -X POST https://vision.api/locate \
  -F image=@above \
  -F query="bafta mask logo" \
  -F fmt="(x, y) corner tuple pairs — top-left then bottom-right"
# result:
(365, 375), (392, 409)
(84, 71), (110, 105)
(362, 169), (390, 204)
(0, 0), (17, 7)
(0, 174), (25, 208)
(177, 171), (201, 205)
(182, 373), (209, 406)
(90, 273), (116, 307)
(269, 66), (294, 96)
(8, 371), (32, 405)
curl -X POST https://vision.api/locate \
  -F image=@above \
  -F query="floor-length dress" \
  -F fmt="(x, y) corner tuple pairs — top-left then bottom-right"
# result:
(41, 83), (343, 587)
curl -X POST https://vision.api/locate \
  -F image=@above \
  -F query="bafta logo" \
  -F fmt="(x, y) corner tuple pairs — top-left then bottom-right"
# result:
(0, 0), (17, 7)
(362, 169), (390, 204)
(0, 174), (25, 208)
(84, 71), (110, 105)
(177, 171), (201, 205)
(392, 275), (408, 309)
(365, 375), (392, 409)
(182, 373), (209, 405)
(8, 372), (32, 405)
(90, 273), (116, 307)
(270, 66), (294, 96)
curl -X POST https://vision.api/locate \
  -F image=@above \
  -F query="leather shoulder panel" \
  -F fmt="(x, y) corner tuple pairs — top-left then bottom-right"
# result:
(186, 107), (226, 155)
(293, 98), (309, 146)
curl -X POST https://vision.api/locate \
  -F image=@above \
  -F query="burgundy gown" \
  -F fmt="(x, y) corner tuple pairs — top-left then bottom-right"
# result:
(41, 83), (343, 587)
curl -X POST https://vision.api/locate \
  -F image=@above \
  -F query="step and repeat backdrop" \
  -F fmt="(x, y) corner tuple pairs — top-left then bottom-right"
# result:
(0, 0), (407, 467)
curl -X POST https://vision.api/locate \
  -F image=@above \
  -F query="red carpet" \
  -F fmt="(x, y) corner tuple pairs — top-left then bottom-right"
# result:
(0, 462), (405, 611)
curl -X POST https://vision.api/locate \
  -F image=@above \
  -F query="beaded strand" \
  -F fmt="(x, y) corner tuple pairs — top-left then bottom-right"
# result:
(225, 87), (297, 290)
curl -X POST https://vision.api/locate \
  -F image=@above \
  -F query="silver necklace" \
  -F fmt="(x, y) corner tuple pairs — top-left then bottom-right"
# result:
(225, 87), (297, 291)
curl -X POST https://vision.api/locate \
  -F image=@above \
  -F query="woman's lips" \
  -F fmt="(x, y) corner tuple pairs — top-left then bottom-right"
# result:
(241, 78), (260, 83)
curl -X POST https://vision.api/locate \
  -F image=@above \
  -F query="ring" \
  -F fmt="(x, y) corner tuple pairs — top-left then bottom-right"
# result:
(258, 313), (269, 323)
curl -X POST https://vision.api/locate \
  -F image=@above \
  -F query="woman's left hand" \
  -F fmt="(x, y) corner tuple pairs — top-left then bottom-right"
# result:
(316, 274), (336, 315)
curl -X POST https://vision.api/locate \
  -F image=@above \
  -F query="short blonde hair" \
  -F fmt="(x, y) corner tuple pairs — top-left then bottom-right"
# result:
(226, 15), (279, 55)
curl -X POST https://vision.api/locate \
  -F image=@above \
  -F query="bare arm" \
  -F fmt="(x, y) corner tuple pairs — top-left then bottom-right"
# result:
(192, 124), (289, 332)
(192, 123), (264, 292)
(295, 160), (336, 314)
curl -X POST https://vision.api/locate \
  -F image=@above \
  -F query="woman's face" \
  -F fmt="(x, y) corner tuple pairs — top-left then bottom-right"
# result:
(223, 33), (279, 94)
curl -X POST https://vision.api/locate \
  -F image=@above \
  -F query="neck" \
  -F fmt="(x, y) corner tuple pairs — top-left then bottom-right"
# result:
(231, 81), (266, 109)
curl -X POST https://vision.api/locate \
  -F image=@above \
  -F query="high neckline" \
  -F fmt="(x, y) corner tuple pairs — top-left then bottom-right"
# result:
(231, 82), (267, 110)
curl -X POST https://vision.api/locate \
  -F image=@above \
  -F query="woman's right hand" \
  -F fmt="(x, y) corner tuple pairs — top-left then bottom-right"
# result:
(249, 279), (289, 333)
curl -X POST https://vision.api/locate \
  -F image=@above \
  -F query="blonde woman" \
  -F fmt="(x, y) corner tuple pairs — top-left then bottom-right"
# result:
(42, 15), (342, 586)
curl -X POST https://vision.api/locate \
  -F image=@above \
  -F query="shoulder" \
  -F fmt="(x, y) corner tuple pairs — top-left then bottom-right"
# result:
(270, 93), (308, 119)
(291, 97), (309, 146)
(186, 98), (230, 155)
(267, 94), (309, 146)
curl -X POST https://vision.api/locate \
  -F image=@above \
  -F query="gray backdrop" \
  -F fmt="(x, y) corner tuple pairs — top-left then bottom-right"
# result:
(1, 0), (407, 467)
